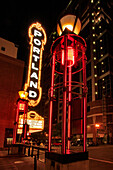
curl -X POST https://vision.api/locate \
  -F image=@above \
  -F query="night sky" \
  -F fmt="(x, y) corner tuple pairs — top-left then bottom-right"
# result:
(0, 0), (70, 61)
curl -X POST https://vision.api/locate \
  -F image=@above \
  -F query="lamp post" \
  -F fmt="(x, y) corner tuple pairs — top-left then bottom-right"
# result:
(13, 91), (28, 144)
(48, 14), (87, 154)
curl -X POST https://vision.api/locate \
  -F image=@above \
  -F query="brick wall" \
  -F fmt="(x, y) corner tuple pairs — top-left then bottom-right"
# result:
(0, 53), (24, 148)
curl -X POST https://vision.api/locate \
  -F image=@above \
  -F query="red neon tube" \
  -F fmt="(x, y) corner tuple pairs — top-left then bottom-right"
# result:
(67, 66), (72, 150)
(82, 50), (87, 152)
(24, 102), (28, 144)
(13, 101), (20, 144)
(48, 53), (55, 152)
(62, 35), (67, 154)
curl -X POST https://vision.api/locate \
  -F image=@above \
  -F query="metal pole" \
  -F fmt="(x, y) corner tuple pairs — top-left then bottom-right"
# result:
(67, 66), (72, 150)
(24, 101), (28, 143)
(62, 35), (67, 154)
(34, 155), (37, 170)
(13, 101), (19, 144)
(48, 53), (55, 152)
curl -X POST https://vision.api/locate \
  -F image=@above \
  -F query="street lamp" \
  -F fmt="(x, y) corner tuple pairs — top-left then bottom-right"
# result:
(48, 14), (87, 154)
(13, 91), (28, 144)
(18, 91), (28, 99)
(57, 14), (81, 36)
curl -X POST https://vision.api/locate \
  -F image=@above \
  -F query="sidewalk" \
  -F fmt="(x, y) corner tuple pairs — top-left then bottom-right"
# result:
(0, 149), (45, 170)
(0, 149), (8, 157)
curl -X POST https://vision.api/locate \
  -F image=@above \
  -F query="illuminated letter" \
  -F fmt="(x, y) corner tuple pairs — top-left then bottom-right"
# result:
(31, 72), (38, 79)
(33, 54), (40, 62)
(29, 90), (37, 98)
(34, 29), (42, 37)
(34, 38), (41, 46)
(30, 81), (37, 89)
(32, 63), (39, 71)
(33, 47), (40, 54)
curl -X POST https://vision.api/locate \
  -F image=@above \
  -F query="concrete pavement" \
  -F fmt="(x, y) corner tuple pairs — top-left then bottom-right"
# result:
(0, 149), (45, 170)
(88, 145), (113, 170)
(0, 145), (113, 170)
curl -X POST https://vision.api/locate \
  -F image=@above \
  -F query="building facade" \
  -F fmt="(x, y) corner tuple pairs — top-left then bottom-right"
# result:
(79, 0), (113, 144)
(0, 38), (24, 148)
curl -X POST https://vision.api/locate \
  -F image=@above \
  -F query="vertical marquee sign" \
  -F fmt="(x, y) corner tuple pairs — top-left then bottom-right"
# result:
(24, 22), (47, 107)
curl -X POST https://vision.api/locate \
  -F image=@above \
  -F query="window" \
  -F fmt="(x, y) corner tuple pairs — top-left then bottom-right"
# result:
(59, 116), (62, 121)
(86, 62), (91, 78)
(87, 106), (90, 112)
(87, 117), (93, 124)
(107, 114), (113, 123)
(108, 33), (113, 56)
(96, 32), (108, 59)
(87, 79), (92, 102)
(96, 116), (102, 123)
(86, 39), (91, 61)
(98, 75), (111, 99)
(1, 47), (5, 51)
(97, 57), (109, 76)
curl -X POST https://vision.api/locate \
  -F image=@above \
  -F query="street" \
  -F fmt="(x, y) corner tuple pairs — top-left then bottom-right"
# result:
(88, 145), (113, 170)
(0, 145), (113, 170)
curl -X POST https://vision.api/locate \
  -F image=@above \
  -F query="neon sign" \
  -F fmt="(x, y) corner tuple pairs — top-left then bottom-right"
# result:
(24, 22), (47, 106)
(17, 111), (44, 134)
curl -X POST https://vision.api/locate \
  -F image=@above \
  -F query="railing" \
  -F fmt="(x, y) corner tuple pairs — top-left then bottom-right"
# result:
(8, 144), (47, 162)
(31, 145), (47, 162)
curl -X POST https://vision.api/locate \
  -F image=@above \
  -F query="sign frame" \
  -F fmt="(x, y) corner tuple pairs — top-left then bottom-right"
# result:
(24, 22), (47, 106)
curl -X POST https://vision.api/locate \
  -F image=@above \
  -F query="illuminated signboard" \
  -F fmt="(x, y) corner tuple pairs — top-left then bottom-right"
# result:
(24, 22), (47, 107)
(17, 111), (44, 134)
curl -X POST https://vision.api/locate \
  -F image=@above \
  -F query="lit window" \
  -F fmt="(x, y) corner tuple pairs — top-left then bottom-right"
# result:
(102, 70), (104, 73)
(92, 13), (94, 16)
(99, 25), (101, 28)
(101, 54), (103, 57)
(93, 34), (95, 37)
(94, 57), (96, 60)
(93, 41), (96, 44)
(98, 17), (101, 21)
(100, 39), (102, 42)
(94, 65), (97, 68)
(95, 74), (97, 77)
(103, 86), (105, 89)
(98, 7), (100, 10)
(98, 0), (100, 3)
(101, 62), (104, 64)
(93, 49), (96, 52)
(100, 47), (103, 49)
(95, 92), (98, 94)
(91, 0), (93, 3)
(92, 26), (95, 30)
(95, 83), (97, 86)
(97, 12), (99, 15)
(92, 20), (94, 23)
(102, 78), (104, 81)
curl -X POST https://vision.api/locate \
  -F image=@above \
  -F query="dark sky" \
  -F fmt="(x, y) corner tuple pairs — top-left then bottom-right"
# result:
(0, 0), (70, 60)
